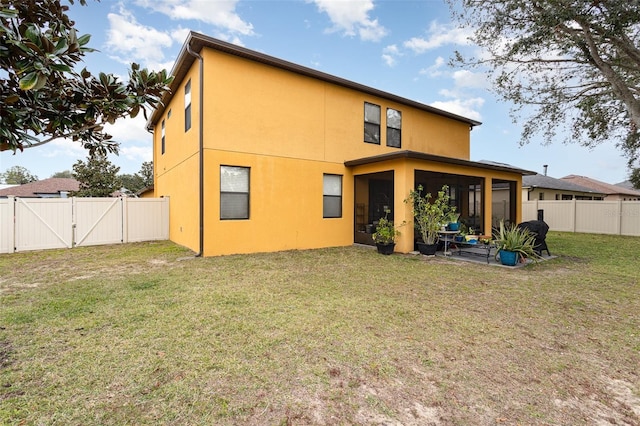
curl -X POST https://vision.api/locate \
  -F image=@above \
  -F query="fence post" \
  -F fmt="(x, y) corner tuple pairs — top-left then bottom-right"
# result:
(122, 197), (128, 244)
(6, 196), (16, 253)
(71, 197), (76, 247)
(616, 200), (623, 236)
(571, 199), (577, 233)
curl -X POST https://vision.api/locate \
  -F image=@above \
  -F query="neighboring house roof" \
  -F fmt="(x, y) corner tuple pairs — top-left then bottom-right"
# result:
(136, 185), (154, 197)
(346, 152), (536, 175)
(523, 173), (603, 195)
(0, 178), (79, 198)
(561, 175), (640, 197)
(614, 180), (640, 191)
(147, 32), (482, 131)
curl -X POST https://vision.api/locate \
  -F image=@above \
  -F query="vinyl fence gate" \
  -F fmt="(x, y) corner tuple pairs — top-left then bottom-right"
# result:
(0, 197), (169, 254)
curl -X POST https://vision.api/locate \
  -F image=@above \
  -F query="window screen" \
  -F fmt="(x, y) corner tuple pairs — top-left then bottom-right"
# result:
(364, 102), (381, 144)
(386, 108), (401, 148)
(220, 166), (249, 219)
(323, 174), (342, 218)
(185, 80), (192, 132)
(161, 120), (165, 155)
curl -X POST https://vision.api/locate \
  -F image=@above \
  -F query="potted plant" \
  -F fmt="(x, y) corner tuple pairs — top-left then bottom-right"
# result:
(372, 210), (402, 255)
(446, 212), (461, 231)
(404, 184), (454, 256)
(492, 220), (541, 266)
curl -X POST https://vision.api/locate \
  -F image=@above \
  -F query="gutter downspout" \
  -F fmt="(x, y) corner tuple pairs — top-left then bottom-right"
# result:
(186, 41), (205, 257)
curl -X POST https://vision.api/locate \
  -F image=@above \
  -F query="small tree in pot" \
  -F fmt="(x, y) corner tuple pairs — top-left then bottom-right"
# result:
(405, 185), (454, 255)
(372, 210), (402, 255)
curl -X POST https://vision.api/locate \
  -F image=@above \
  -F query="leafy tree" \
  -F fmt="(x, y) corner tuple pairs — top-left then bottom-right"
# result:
(118, 173), (144, 194)
(117, 161), (153, 194)
(448, 0), (640, 173)
(139, 161), (153, 188)
(71, 153), (121, 197)
(51, 170), (73, 178)
(0, 165), (38, 184)
(0, 0), (173, 155)
(630, 168), (640, 190)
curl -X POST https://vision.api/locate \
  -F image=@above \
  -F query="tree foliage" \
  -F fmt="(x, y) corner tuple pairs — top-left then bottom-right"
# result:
(0, 165), (38, 184)
(117, 161), (153, 194)
(51, 170), (73, 178)
(0, 0), (173, 155)
(71, 153), (121, 197)
(138, 161), (153, 188)
(448, 0), (640, 171)
(630, 168), (640, 189)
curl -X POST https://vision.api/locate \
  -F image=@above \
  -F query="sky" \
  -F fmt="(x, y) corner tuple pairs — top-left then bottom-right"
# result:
(0, 0), (633, 184)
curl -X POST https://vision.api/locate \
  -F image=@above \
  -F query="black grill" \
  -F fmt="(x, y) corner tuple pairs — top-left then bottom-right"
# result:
(517, 220), (551, 256)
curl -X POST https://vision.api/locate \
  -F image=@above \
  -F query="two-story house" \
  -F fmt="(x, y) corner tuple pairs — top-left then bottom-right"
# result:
(147, 32), (534, 257)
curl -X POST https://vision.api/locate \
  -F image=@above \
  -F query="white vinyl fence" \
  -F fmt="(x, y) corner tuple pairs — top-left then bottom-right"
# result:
(523, 200), (640, 236)
(0, 197), (169, 254)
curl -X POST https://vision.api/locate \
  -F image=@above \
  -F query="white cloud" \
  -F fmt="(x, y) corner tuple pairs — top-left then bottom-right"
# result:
(212, 32), (245, 47)
(42, 139), (87, 161)
(310, 0), (388, 42)
(404, 21), (472, 54)
(419, 56), (445, 77)
(171, 27), (192, 44)
(108, 115), (153, 162)
(105, 115), (150, 142)
(135, 0), (254, 36)
(452, 69), (489, 89)
(430, 97), (484, 122)
(120, 145), (153, 163)
(106, 6), (174, 71)
(382, 44), (401, 67)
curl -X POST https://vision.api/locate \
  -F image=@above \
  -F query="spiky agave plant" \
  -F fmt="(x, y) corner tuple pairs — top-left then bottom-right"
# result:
(493, 220), (541, 262)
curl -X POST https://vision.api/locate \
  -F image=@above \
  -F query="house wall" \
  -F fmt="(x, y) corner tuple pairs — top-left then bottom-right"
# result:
(200, 48), (471, 163)
(151, 44), (517, 256)
(202, 151), (354, 256)
(523, 189), (603, 201)
(603, 193), (640, 201)
(154, 65), (201, 252)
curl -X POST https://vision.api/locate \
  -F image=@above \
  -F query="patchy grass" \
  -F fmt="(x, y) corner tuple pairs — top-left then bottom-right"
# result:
(0, 235), (639, 425)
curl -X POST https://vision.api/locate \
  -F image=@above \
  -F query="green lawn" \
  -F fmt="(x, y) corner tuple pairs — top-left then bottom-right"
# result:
(1, 233), (639, 425)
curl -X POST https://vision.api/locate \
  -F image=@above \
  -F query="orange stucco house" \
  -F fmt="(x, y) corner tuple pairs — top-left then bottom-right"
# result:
(147, 32), (534, 257)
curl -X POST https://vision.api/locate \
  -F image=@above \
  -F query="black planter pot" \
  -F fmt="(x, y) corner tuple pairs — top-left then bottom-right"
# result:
(417, 242), (438, 256)
(375, 242), (396, 255)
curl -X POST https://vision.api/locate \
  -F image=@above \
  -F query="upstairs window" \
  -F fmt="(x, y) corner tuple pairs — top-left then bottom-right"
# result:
(185, 80), (192, 132)
(386, 108), (402, 148)
(161, 120), (165, 155)
(364, 102), (380, 144)
(323, 174), (342, 218)
(220, 166), (250, 220)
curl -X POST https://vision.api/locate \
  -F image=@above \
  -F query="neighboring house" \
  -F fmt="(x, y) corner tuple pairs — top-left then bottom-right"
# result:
(523, 173), (604, 201)
(561, 175), (640, 201)
(0, 178), (79, 198)
(147, 32), (535, 256)
(136, 186), (155, 198)
(615, 180), (640, 191)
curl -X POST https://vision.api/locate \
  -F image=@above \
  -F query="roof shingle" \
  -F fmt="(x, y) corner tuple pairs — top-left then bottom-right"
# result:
(0, 178), (79, 198)
(561, 175), (640, 197)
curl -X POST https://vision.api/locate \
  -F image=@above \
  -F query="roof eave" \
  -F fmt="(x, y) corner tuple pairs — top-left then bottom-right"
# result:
(344, 150), (536, 176)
